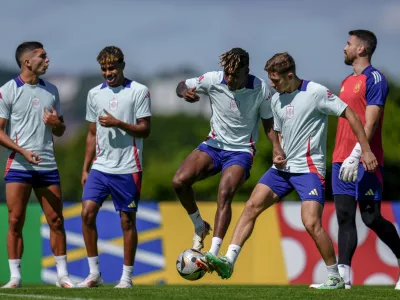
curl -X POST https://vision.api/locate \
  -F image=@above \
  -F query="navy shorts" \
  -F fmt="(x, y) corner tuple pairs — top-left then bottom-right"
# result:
(197, 143), (253, 179)
(332, 162), (383, 200)
(82, 169), (142, 212)
(258, 168), (325, 205)
(4, 169), (61, 188)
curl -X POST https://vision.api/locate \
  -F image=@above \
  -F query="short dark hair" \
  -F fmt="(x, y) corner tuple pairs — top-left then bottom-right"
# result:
(97, 46), (124, 65)
(265, 52), (296, 74)
(15, 41), (44, 68)
(349, 29), (377, 57)
(219, 48), (249, 73)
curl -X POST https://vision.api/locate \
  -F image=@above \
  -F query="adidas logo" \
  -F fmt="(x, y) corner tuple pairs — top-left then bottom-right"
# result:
(128, 201), (136, 208)
(365, 189), (374, 196)
(309, 189), (318, 196)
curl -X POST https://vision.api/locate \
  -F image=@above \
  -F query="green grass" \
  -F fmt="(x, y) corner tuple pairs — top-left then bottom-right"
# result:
(0, 285), (398, 300)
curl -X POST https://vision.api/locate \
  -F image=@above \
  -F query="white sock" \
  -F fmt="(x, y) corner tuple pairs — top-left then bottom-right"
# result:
(54, 255), (68, 278)
(88, 256), (100, 275)
(121, 265), (133, 281)
(189, 210), (204, 230)
(9, 259), (21, 279)
(338, 264), (351, 283)
(209, 237), (223, 256)
(327, 263), (340, 278)
(226, 244), (241, 264)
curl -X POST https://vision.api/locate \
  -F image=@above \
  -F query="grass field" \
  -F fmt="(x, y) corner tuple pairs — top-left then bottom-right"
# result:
(0, 285), (399, 300)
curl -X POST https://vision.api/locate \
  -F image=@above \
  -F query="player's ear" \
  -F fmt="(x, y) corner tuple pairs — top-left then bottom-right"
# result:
(121, 61), (126, 70)
(287, 72), (294, 81)
(358, 44), (366, 56)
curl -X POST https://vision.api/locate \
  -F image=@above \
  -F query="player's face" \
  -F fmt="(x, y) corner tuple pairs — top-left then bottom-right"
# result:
(344, 35), (360, 65)
(100, 62), (125, 87)
(268, 72), (291, 93)
(28, 48), (49, 75)
(223, 67), (249, 91)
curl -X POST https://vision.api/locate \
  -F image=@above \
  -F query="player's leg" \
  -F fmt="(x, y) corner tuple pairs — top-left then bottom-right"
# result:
(356, 165), (400, 289)
(332, 162), (357, 288)
(172, 144), (220, 250)
(294, 172), (344, 289)
(109, 172), (141, 288)
(209, 150), (253, 255)
(33, 170), (74, 287)
(204, 168), (291, 279)
(2, 171), (32, 288)
(78, 170), (108, 288)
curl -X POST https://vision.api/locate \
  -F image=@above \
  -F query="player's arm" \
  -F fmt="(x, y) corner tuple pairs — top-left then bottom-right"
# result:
(81, 122), (96, 186)
(176, 73), (214, 103)
(115, 116), (151, 138)
(0, 118), (40, 164)
(364, 105), (382, 142)
(261, 118), (286, 168)
(340, 106), (377, 172)
(49, 115), (66, 137)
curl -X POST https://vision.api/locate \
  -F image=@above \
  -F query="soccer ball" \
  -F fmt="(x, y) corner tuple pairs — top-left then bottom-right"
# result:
(176, 249), (206, 281)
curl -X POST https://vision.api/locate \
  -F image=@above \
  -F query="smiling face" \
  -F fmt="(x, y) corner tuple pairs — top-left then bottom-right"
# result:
(100, 62), (125, 87)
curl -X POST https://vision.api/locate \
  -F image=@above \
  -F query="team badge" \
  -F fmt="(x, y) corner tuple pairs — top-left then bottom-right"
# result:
(286, 104), (294, 119)
(230, 99), (240, 112)
(353, 80), (362, 93)
(109, 97), (118, 111)
(32, 98), (41, 109)
(340, 86), (344, 93)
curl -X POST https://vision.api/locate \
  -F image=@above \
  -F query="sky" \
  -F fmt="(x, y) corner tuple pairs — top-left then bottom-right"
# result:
(2, 0), (400, 86)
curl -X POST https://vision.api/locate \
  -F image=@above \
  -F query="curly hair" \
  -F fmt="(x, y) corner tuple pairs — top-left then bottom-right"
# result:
(97, 46), (124, 65)
(219, 48), (249, 73)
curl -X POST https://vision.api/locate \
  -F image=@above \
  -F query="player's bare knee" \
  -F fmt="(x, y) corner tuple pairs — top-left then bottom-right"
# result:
(303, 218), (322, 236)
(81, 208), (96, 225)
(218, 187), (235, 204)
(172, 172), (192, 190)
(120, 215), (135, 231)
(8, 216), (24, 233)
(244, 200), (263, 218)
(49, 216), (64, 233)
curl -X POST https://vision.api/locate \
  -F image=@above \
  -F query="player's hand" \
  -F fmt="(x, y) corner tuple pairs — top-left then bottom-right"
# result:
(81, 170), (89, 186)
(20, 149), (41, 164)
(99, 109), (119, 127)
(339, 156), (359, 182)
(43, 106), (61, 127)
(183, 87), (200, 103)
(361, 151), (378, 173)
(273, 147), (287, 169)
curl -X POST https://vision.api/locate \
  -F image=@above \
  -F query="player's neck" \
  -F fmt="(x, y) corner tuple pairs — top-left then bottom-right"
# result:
(19, 72), (40, 85)
(352, 59), (370, 76)
(286, 77), (302, 93)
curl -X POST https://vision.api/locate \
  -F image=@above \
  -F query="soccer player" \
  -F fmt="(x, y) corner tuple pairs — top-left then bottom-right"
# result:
(0, 42), (74, 288)
(204, 52), (378, 289)
(77, 46), (151, 289)
(173, 48), (282, 257)
(329, 30), (400, 289)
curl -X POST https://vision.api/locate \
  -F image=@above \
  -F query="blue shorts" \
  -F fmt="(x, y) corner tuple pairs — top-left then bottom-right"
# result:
(82, 169), (142, 212)
(4, 169), (60, 188)
(332, 162), (383, 200)
(197, 143), (253, 179)
(258, 168), (325, 205)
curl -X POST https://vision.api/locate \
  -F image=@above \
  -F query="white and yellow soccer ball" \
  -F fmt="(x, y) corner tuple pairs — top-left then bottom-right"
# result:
(176, 249), (206, 281)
